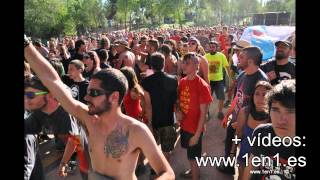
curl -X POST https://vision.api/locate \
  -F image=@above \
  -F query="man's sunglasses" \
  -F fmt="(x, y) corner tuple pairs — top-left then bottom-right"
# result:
(87, 89), (109, 97)
(25, 91), (48, 99)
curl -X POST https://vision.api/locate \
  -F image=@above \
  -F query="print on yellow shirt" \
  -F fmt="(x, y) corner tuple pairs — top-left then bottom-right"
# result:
(209, 61), (221, 74)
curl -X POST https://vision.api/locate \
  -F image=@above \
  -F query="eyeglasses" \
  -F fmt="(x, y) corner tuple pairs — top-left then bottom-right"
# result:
(86, 89), (109, 97)
(25, 91), (48, 99)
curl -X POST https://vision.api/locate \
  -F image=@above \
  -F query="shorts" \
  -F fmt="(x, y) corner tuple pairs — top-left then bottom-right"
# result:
(153, 126), (177, 152)
(80, 170), (88, 180)
(180, 130), (203, 160)
(210, 80), (225, 100)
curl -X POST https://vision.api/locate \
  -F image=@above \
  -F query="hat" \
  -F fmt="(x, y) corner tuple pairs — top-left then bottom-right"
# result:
(275, 40), (292, 48)
(114, 40), (131, 50)
(189, 37), (200, 45)
(24, 76), (49, 92)
(233, 40), (251, 50)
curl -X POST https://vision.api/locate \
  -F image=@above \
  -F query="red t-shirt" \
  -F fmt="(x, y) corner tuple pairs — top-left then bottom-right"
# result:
(219, 34), (228, 51)
(123, 92), (142, 120)
(170, 35), (181, 43)
(123, 92), (148, 123)
(178, 75), (213, 134)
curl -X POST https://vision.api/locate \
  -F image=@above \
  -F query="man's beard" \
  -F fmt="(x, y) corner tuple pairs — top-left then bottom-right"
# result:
(88, 99), (112, 115)
(275, 51), (289, 60)
(238, 62), (248, 70)
(210, 51), (217, 55)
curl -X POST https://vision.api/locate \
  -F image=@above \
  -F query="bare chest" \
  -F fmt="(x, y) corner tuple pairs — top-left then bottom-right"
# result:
(88, 127), (131, 159)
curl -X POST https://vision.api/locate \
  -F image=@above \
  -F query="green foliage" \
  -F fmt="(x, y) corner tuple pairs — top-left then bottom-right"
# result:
(25, 0), (107, 38)
(25, 0), (295, 38)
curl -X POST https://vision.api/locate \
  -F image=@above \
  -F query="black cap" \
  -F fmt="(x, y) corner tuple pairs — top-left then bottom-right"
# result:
(24, 76), (49, 92)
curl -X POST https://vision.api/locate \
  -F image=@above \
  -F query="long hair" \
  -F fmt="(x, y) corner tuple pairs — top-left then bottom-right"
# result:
(120, 67), (143, 95)
(86, 51), (100, 69)
(249, 81), (273, 120)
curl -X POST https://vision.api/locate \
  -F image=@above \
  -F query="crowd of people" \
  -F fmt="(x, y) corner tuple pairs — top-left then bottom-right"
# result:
(24, 25), (296, 180)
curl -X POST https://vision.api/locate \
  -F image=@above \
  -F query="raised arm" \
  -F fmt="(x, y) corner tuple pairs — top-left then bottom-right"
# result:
(24, 38), (90, 126)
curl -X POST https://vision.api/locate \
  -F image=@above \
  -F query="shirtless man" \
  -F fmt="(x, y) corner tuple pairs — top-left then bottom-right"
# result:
(24, 36), (174, 180)
(113, 40), (136, 69)
(159, 44), (178, 75)
(131, 35), (148, 63)
(188, 37), (209, 85)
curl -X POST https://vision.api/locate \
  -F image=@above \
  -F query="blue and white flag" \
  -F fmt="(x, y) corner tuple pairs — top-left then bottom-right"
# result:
(240, 26), (295, 61)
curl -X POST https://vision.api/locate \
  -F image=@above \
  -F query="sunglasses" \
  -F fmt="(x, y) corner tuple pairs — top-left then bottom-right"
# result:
(25, 91), (48, 99)
(188, 42), (196, 46)
(86, 89), (109, 97)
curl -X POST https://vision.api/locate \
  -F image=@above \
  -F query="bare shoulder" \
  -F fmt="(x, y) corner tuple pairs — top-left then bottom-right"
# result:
(125, 116), (149, 132)
(199, 56), (208, 63)
(122, 115), (151, 138)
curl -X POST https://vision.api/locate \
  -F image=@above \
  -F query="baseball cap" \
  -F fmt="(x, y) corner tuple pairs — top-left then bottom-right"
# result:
(233, 40), (251, 50)
(113, 40), (131, 50)
(24, 76), (48, 92)
(275, 40), (292, 48)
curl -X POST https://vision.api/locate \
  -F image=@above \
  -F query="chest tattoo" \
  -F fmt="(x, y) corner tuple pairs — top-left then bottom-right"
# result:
(104, 126), (129, 159)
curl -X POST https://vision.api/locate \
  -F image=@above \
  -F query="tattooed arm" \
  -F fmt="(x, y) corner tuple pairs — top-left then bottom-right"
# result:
(133, 123), (175, 180)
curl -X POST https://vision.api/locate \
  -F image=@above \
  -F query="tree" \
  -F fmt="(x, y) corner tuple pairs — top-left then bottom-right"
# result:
(25, 0), (70, 38)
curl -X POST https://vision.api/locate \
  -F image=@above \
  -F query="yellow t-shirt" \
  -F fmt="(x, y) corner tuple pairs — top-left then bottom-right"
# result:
(205, 52), (229, 81)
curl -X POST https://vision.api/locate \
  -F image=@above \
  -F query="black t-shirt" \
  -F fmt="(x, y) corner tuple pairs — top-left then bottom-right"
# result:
(70, 52), (84, 61)
(68, 48), (75, 57)
(100, 62), (111, 69)
(107, 50), (119, 68)
(95, 48), (113, 68)
(82, 68), (95, 81)
(261, 60), (295, 85)
(62, 75), (89, 104)
(36, 106), (79, 135)
(231, 69), (269, 122)
(61, 57), (71, 74)
(145, 53), (152, 69)
(141, 71), (178, 128)
(172, 51), (180, 61)
(250, 124), (296, 180)
(25, 111), (43, 134)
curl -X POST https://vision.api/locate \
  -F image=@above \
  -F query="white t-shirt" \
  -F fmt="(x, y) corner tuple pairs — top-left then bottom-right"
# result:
(232, 53), (238, 66)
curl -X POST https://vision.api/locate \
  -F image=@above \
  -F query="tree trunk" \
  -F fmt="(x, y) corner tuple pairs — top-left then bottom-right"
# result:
(129, 13), (132, 31)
